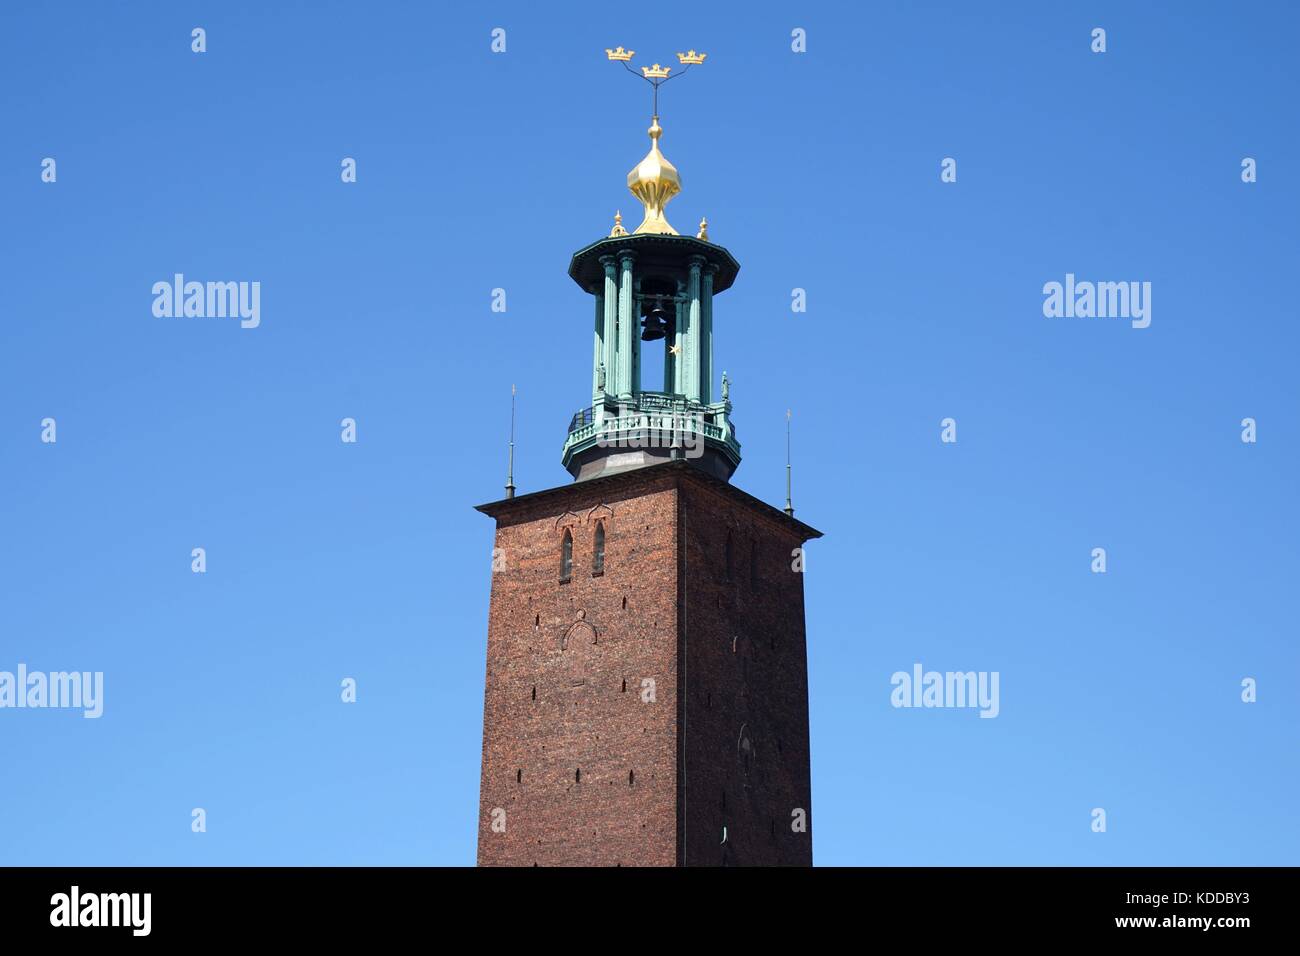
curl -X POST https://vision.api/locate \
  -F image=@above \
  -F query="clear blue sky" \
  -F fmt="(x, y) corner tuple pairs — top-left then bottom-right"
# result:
(2, 1), (1296, 866)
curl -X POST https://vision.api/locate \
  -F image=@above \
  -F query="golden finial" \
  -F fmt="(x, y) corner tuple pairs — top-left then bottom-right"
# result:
(627, 116), (680, 235)
(606, 44), (707, 236)
(696, 217), (709, 241)
(610, 210), (628, 237)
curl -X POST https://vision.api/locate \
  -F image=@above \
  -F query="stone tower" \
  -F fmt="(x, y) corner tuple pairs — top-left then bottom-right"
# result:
(475, 72), (821, 866)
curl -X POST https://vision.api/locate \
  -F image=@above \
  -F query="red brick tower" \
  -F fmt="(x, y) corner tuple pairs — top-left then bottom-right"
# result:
(475, 94), (821, 867)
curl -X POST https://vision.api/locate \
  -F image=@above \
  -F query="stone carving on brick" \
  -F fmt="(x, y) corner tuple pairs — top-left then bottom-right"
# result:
(737, 721), (769, 790)
(738, 723), (754, 770)
(585, 503), (613, 524)
(561, 609), (598, 650)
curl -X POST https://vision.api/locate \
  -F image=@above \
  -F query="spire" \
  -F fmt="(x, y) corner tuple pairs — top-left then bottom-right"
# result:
(627, 116), (680, 235)
(605, 46), (708, 237)
(784, 409), (794, 516)
(505, 384), (517, 499)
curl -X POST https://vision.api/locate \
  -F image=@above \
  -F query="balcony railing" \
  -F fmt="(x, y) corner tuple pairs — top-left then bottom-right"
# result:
(568, 406), (595, 433)
(564, 392), (739, 450)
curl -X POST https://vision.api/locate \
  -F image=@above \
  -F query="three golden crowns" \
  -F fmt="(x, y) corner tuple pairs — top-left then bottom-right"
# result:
(604, 47), (707, 76)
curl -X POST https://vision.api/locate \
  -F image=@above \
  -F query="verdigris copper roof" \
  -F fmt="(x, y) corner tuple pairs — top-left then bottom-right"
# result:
(567, 233), (740, 294)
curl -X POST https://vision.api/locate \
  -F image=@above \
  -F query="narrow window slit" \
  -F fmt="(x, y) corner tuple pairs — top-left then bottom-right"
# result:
(592, 521), (606, 575)
(559, 530), (573, 582)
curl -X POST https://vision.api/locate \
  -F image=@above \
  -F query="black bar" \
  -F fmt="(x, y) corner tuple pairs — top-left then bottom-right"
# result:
(0, 867), (1282, 941)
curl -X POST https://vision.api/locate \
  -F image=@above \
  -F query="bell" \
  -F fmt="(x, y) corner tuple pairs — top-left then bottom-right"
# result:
(641, 301), (670, 341)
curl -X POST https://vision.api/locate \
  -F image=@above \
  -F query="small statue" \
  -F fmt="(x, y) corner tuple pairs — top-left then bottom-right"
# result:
(721, 371), (730, 401)
(597, 362), (606, 391)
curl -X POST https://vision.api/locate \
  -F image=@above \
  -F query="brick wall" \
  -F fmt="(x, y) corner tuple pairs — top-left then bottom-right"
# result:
(476, 472), (681, 866)
(476, 464), (815, 866)
(678, 478), (814, 865)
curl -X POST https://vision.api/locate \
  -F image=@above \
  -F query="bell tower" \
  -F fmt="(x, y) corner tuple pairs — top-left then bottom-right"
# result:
(563, 87), (745, 483)
(475, 47), (821, 867)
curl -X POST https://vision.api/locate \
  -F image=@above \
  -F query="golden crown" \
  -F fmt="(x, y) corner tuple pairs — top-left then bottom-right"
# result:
(676, 50), (706, 65)
(641, 63), (671, 79)
(605, 46), (635, 61)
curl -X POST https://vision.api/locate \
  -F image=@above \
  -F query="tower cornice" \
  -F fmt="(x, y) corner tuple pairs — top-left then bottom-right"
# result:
(475, 458), (823, 542)
(568, 234), (739, 295)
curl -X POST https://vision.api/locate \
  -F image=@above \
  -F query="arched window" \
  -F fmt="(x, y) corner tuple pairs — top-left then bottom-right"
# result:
(560, 529), (573, 582)
(723, 530), (734, 581)
(592, 521), (606, 575)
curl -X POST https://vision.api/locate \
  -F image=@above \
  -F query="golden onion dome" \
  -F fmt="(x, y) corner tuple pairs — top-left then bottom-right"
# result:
(626, 116), (680, 235)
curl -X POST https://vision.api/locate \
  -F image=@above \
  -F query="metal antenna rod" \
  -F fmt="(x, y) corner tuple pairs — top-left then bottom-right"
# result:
(505, 384), (517, 499)
(784, 409), (794, 516)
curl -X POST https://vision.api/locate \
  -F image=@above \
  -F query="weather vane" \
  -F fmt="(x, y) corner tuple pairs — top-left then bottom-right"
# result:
(604, 46), (707, 117)
(603, 46), (708, 236)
